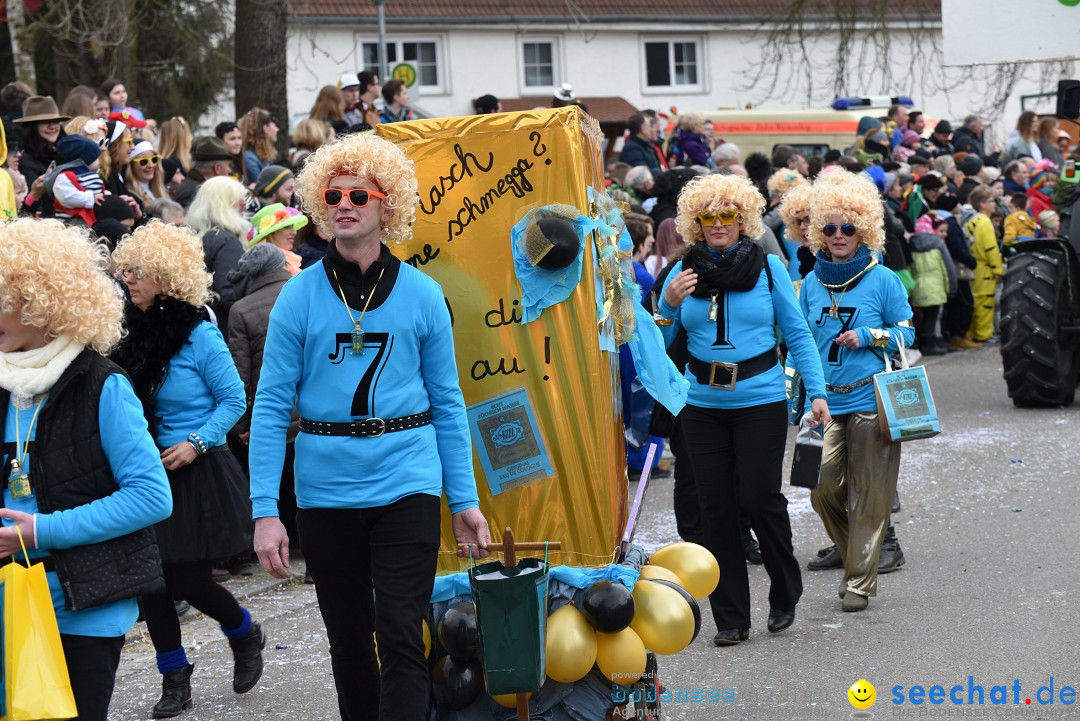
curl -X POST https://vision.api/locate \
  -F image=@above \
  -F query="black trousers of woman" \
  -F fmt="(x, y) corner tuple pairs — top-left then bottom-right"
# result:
(61, 634), (124, 721)
(681, 401), (802, 631)
(297, 493), (441, 721)
(142, 561), (245, 651)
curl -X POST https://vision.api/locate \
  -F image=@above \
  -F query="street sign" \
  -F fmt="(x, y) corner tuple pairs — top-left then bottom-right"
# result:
(392, 62), (417, 88)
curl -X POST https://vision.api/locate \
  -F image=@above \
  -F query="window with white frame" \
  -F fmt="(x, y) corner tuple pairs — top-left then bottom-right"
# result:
(642, 38), (703, 92)
(360, 37), (445, 93)
(519, 37), (559, 93)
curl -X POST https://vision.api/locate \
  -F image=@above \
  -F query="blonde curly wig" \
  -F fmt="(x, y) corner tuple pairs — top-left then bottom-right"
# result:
(778, 182), (815, 242)
(112, 220), (212, 307)
(296, 133), (417, 243)
(0, 218), (123, 353)
(675, 173), (766, 246)
(767, 168), (808, 198)
(807, 171), (885, 254)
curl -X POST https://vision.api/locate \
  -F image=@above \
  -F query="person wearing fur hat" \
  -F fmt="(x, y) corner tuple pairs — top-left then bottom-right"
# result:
(46, 133), (106, 226)
(656, 173), (830, 644)
(253, 164), (295, 207)
(245, 203), (307, 276)
(0, 219), (172, 721)
(248, 133), (489, 721)
(110, 221), (263, 718)
(797, 172), (915, 612)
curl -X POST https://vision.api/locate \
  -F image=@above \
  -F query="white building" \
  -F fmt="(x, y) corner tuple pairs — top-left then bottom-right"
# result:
(286, 0), (1066, 148)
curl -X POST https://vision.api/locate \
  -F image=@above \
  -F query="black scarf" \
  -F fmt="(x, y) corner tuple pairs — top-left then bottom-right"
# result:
(111, 296), (208, 427)
(687, 238), (765, 297)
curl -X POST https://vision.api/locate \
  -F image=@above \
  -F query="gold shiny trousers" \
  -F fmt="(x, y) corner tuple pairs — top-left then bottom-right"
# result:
(810, 412), (901, 597)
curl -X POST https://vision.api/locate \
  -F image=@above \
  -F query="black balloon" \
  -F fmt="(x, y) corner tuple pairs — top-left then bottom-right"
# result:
(437, 602), (480, 660)
(581, 580), (636, 633)
(644, 578), (702, 643)
(536, 217), (581, 270)
(432, 656), (483, 711)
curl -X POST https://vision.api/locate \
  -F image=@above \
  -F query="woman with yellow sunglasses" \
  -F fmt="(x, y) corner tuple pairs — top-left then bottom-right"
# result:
(655, 173), (830, 646)
(101, 120), (144, 223)
(126, 140), (170, 208)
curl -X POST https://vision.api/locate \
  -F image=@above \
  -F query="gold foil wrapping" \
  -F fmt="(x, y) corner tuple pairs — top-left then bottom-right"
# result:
(379, 108), (627, 572)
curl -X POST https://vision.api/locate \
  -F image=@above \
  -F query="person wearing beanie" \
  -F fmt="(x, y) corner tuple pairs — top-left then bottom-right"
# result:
(245, 202), (308, 276)
(930, 120), (954, 156)
(1026, 161), (1057, 218)
(1037, 209), (1060, 237)
(892, 129), (922, 163)
(905, 172), (944, 226)
(91, 193), (138, 249)
(956, 154), (984, 204)
(473, 94), (500, 114)
(46, 133), (105, 226)
(254, 164), (295, 206)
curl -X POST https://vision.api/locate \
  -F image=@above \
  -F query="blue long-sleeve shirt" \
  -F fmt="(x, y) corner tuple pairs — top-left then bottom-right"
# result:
(656, 253), (827, 409)
(3, 373), (172, 636)
(799, 264), (915, 415)
(249, 261), (479, 519)
(153, 321), (246, 448)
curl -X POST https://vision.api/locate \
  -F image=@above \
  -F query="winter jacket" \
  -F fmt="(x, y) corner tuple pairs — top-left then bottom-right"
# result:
(619, 135), (661, 173)
(909, 232), (957, 307)
(1026, 188), (1054, 218)
(172, 167), (208, 209)
(1003, 210), (1037, 247)
(957, 178), (981, 204)
(937, 213), (977, 270)
(964, 214), (1003, 296)
(952, 127), (985, 158)
(202, 227), (246, 335)
(227, 267), (298, 439)
(677, 129), (711, 167)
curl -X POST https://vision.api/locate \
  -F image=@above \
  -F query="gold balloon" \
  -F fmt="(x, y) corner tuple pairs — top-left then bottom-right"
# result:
(544, 604), (598, 683)
(595, 627), (647, 685)
(629, 580), (695, 655)
(639, 564), (684, 586)
(491, 692), (532, 709)
(647, 542), (720, 600)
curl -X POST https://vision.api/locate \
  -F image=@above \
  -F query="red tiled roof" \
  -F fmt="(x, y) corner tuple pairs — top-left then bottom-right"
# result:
(498, 97), (639, 124)
(288, 0), (941, 22)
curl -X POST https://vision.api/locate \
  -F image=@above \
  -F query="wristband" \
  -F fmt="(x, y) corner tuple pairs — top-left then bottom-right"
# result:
(187, 432), (208, 455)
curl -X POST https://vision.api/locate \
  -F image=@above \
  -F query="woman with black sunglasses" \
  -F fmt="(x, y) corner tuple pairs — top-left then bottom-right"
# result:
(655, 173), (830, 646)
(798, 170), (915, 613)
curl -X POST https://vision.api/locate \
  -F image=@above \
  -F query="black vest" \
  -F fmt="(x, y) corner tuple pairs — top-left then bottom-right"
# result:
(0, 349), (164, 611)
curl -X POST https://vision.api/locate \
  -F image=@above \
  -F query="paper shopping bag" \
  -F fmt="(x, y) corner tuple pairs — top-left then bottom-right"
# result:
(0, 551), (77, 720)
(873, 339), (940, 443)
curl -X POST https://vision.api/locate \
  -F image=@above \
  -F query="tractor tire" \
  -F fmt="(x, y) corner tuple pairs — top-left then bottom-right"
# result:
(1000, 250), (1079, 407)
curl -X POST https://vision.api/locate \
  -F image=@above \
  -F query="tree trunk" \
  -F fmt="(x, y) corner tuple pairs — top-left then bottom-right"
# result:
(234, 0), (288, 159)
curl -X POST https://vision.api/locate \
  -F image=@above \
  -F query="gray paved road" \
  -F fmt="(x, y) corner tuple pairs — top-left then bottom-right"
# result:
(108, 345), (1080, 720)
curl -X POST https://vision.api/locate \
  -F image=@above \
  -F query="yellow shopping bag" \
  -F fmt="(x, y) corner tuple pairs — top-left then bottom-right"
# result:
(0, 527), (77, 720)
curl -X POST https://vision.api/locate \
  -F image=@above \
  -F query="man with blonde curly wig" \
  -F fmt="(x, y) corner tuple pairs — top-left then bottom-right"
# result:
(798, 172), (915, 612)
(656, 173), (829, 645)
(249, 132), (490, 721)
(0, 219), (172, 721)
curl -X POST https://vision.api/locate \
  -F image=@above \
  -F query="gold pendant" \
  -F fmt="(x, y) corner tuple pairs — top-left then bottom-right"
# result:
(9, 473), (31, 499)
(351, 327), (365, 355)
(707, 295), (718, 322)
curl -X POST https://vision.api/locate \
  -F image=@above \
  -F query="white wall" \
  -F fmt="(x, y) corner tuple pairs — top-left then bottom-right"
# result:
(286, 20), (1063, 150)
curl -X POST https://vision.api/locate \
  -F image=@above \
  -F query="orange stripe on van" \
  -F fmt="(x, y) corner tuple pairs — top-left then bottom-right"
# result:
(712, 121), (859, 134)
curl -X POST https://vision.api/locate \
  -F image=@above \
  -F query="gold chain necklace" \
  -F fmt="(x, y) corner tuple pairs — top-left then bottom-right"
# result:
(331, 267), (385, 355)
(9, 396), (45, 499)
(818, 258), (877, 319)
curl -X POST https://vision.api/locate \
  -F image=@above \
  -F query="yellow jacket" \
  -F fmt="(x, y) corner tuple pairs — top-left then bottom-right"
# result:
(964, 214), (1003, 296)
(0, 121), (16, 219)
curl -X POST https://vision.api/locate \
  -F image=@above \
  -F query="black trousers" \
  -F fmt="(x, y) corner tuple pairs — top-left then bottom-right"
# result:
(298, 494), (441, 721)
(944, 280), (974, 339)
(681, 401), (802, 630)
(61, 633), (125, 721)
(917, 305), (941, 345)
(143, 560), (245, 652)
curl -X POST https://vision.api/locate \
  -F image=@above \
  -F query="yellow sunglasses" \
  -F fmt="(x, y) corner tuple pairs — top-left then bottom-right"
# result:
(698, 210), (741, 227)
(134, 154), (160, 167)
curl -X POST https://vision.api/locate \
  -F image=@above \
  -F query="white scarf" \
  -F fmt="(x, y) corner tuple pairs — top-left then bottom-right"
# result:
(0, 335), (85, 406)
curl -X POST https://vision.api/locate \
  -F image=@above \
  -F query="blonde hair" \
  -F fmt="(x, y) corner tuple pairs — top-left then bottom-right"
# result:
(186, 176), (252, 238)
(296, 133), (417, 242)
(125, 146), (170, 206)
(767, 168), (808, 198)
(807, 172), (885, 254)
(778, 182), (815, 241)
(293, 118), (330, 153)
(158, 117), (193, 172)
(0, 219), (123, 354)
(675, 174), (766, 246)
(112, 220), (212, 307)
(678, 112), (706, 131)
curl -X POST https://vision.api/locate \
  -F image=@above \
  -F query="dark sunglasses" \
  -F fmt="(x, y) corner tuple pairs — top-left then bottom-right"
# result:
(134, 154), (160, 167)
(823, 223), (857, 238)
(322, 188), (386, 207)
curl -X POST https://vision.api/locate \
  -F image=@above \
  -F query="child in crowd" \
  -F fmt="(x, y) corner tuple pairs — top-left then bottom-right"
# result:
(46, 134), (105, 225)
(965, 186), (1004, 343)
(1002, 192), (1036, 250)
(909, 215), (957, 355)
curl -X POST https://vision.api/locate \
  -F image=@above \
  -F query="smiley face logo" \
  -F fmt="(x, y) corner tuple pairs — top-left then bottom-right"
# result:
(848, 679), (876, 709)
